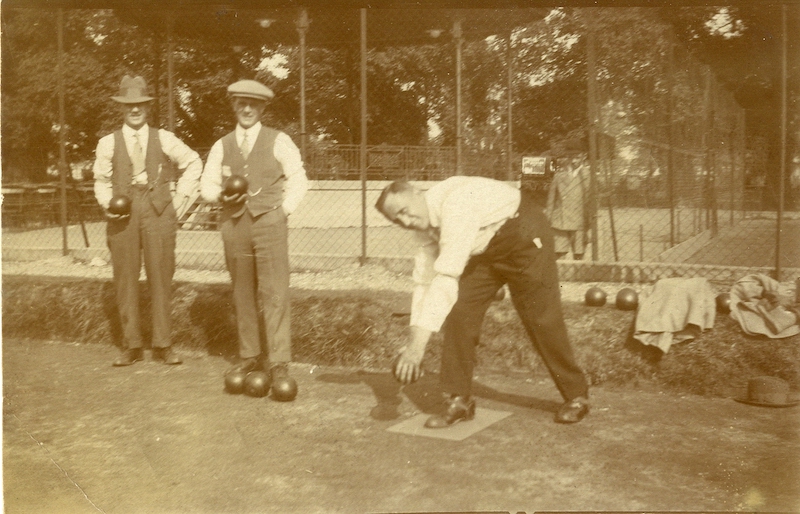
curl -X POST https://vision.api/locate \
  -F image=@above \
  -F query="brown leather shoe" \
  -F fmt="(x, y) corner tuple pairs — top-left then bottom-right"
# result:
(153, 347), (182, 365)
(555, 396), (589, 424)
(226, 357), (260, 375)
(424, 395), (476, 429)
(113, 348), (143, 367)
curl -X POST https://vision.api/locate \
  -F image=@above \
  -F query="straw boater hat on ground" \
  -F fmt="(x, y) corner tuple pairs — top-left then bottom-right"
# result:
(735, 376), (799, 407)
(111, 75), (155, 104)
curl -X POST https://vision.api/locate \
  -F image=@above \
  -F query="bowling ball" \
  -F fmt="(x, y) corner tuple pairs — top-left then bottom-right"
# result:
(224, 370), (247, 394)
(244, 371), (271, 397)
(391, 354), (421, 385)
(223, 175), (249, 197)
(271, 377), (298, 402)
(108, 195), (132, 216)
(716, 293), (731, 314)
(585, 287), (607, 307)
(615, 288), (639, 311)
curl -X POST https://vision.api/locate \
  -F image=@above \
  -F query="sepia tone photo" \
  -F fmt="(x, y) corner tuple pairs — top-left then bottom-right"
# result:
(2, 0), (799, 512)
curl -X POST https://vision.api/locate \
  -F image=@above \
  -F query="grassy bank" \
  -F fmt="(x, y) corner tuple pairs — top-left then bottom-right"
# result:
(3, 274), (798, 397)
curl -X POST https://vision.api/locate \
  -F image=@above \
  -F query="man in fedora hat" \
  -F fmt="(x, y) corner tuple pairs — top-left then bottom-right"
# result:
(200, 79), (308, 394)
(93, 75), (202, 367)
(546, 137), (591, 260)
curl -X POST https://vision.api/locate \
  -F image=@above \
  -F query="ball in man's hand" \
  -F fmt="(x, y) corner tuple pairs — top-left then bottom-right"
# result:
(223, 175), (249, 197)
(391, 354), (421, 384)
(108, 195), (132, 216)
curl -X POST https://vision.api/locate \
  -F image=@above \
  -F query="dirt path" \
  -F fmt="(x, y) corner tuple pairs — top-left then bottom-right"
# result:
(3, 338), (799, 513)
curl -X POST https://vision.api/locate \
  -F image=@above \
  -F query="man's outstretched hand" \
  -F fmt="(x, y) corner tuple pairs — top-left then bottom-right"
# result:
(391, 327), (432, 385)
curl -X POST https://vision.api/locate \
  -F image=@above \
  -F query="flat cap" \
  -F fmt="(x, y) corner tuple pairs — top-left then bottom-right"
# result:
(227, 80), (274, 101)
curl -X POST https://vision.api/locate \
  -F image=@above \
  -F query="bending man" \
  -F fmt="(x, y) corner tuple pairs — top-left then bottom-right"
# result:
(375, 176), (589, 426)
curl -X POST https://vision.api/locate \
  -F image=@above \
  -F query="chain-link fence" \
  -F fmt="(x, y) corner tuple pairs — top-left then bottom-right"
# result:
(3, 7), (798, 283)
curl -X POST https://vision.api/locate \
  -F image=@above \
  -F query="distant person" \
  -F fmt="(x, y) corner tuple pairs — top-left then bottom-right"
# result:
(546, 140), (590, 260)
(375, 177), (590, 426)
(200, 79), (309, 389)
(93, 75), (202, 366)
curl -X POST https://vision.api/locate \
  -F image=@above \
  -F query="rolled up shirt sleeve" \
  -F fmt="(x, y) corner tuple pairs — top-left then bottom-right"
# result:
(200, 139), (224, 203)
(92, 134), (115, 210)
(274, 132), (309, 215)
(409, 233), (461, 333)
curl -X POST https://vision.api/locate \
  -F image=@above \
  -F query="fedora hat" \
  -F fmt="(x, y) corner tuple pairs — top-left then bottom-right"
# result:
(112, 75), (155, 104)
(735, 376), (799, 407)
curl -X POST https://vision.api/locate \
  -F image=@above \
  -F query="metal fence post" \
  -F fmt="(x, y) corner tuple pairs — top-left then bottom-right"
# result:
(57, 8), (69, 256)
(360, 8), (368, 266)
(776, 3), (787, 280)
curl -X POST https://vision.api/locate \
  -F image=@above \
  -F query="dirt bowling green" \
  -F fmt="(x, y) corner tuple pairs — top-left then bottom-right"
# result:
(4, 337), (799, 514)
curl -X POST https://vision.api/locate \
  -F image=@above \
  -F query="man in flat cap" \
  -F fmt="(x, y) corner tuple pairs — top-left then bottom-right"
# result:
(93, 75), (202, 366)
(200, 79), (309, 394)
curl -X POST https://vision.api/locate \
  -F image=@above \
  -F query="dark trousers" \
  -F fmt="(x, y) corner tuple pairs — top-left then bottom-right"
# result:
(107, 187), (177, 349)
(221, 208), (291, 364)
(440, 197), (588, 401)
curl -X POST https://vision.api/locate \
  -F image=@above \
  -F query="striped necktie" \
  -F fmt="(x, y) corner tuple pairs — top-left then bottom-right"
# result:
(132, 133), (146, 183)
(240, 132), (251, 160)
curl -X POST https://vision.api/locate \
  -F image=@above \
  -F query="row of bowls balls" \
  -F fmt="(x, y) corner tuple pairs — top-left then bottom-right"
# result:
(584, 286), (732, 314)
(225, 370), (298, 402)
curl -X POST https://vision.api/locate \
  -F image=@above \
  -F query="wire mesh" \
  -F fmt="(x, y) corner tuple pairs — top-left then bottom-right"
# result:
(2, 6), (797, 283)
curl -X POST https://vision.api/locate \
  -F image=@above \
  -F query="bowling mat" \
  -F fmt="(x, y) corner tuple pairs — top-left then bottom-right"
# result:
(386, 408), (512, 441)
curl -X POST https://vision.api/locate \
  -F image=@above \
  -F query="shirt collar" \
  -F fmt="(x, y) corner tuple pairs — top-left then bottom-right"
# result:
(122, 123), (149, 139)
(236, 122), (262, 140)
(424, 190), (441, 229)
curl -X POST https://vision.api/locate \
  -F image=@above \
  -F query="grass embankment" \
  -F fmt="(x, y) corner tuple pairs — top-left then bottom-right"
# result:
(3, 275), (798, 396)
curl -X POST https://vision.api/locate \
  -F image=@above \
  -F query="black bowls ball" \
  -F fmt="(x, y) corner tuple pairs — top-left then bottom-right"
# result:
(108, 195), (132, 216)
(585, 287), (607, 307)
(223, 175), (249, 197)
(271, 377), (298, 402)
(224, 370), (247, 394)
(615, 288), (639, 311)
(244, 371), (271, 398)
(716, 293), (731, 314)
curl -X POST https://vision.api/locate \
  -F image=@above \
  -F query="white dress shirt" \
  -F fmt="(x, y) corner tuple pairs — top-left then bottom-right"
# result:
(410, 176), (521, 333)
(200, 122), (309, 215)
(92, 123), (202, 210)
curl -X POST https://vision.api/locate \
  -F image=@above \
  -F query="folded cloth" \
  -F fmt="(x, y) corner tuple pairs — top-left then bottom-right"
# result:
(730, 274), (799, 338)
(634, 277), (717, 353)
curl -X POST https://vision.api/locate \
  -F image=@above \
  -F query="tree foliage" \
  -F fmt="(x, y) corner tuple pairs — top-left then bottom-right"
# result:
(2, 5), (795, 199)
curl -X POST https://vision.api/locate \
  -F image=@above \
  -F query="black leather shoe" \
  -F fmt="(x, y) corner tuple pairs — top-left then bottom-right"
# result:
(555, 396), (589, 424)
(113, 348), (143, 367)
(227, 357), (260, 375)
(153, 347), (182, 365)
(424, 395), (476, 429)
(270, 363), (290, 380)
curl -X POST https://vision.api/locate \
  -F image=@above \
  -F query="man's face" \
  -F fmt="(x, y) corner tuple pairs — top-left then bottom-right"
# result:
(233, 97), (267, 129)
(382, 189), (430, 231)
(121, 102), (150, 130)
